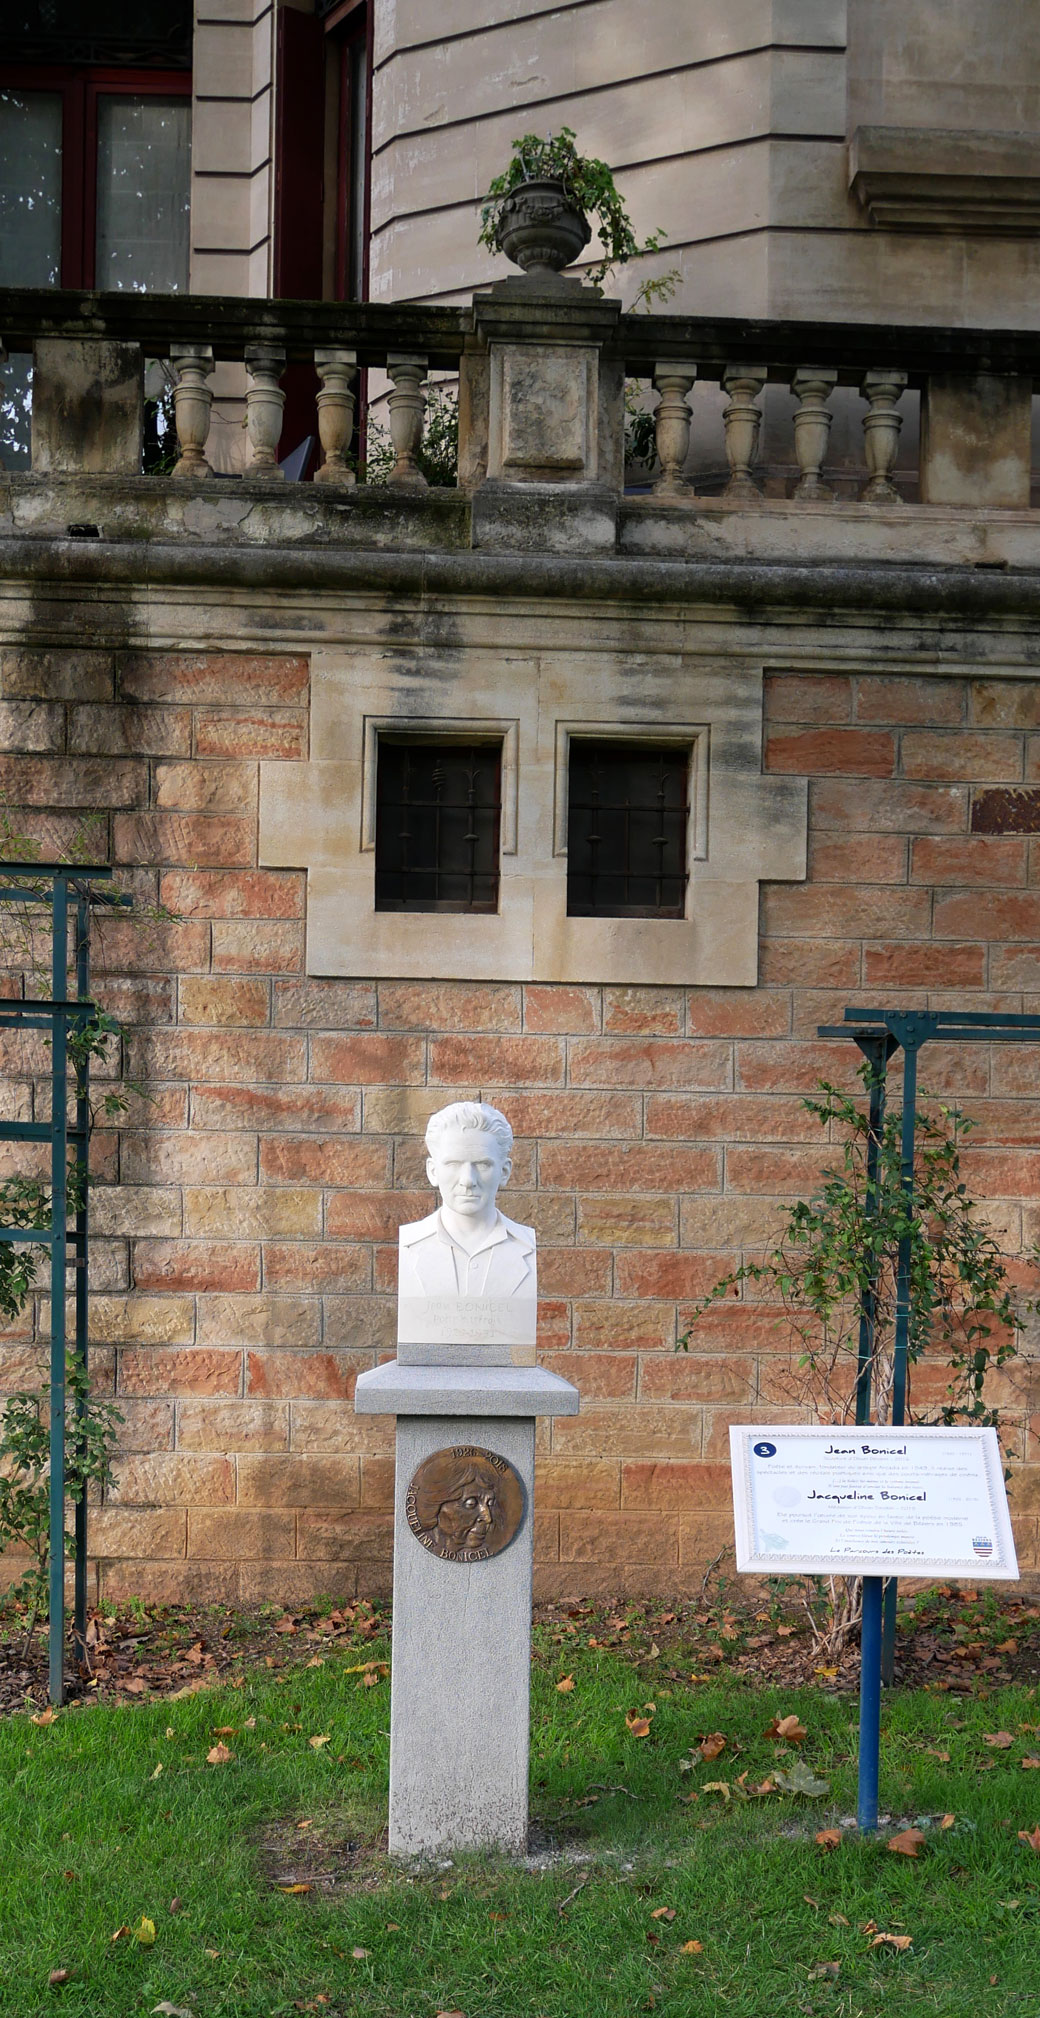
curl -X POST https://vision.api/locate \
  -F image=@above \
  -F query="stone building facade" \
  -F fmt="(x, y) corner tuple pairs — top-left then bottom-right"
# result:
(2, 0), (1040, 1602)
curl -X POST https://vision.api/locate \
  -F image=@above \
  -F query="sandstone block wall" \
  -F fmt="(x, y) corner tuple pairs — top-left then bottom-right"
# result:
(2, 644), (1039, 1603)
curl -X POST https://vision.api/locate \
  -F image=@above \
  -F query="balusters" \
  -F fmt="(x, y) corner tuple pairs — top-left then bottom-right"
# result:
(791, 367), (837, 500)
(385, 353), (428, 487)
(170, 344), (214, 478)
(314, 348), (358, 485)
(244, 344), (286, 478)
(721, 364), (766, 501)
(652, 361), (697, 497)
(860, 369), (907, 503)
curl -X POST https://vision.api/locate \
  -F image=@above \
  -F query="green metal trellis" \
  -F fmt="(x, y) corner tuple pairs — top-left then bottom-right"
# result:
(0, 864), (129, 1703)
(819, 1005), (1040, 1830)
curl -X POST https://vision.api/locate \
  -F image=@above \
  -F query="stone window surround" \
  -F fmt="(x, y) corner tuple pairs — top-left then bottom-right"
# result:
(258, 648), (808, 987)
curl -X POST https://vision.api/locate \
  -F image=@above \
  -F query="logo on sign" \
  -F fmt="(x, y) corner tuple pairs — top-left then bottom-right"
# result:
(972, 1534), (994, 1558)
(753, 1441), (777, 1458)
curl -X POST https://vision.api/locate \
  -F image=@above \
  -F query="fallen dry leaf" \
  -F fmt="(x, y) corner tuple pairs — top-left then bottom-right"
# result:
(121, 1678), (148, 1696)
(1017, 1824), (1040, 1852)
(556, 1675), (575, 1693)
(650, 1906), (676, 1922)
(47, 1970), (71, 1986)
(924, 1747), (951, 1762)
(983, 1732), (1015, 1749)
(679, 1940), (704, 1954)
(808, 1962), (840, 1981)
(150, 1764), (163, 1780)
(168, 1897), (183, 1915)
(212, 1725), (235, 1736)
(870, 1932), (913, 1952)
(308, 1734), (331, 1750)
(625, 1711), (652, 1738)
(940, 1813), (956, 1830)
(703, 1780), (731, 1803)
(435, 2011), (467, 2018)
(698, 1732), (727, 1761)
(815, 1828), (843, 1851)
(828, 1913), (850, 1928)
(1022, 1757), (1040, 1771)
(152, 2004), (194, 2018)
(887, 1828), (926, 1857)
(206, 1742), (233, 1765)
(279, 1884), (312, 1895)
(135, 1917), (156, 1948)
(110, 1926), (131, 1945)
(32, 1708), (57, 1727)
(351, 1947), (369, 1959)
(765, 1713), (807, 1744)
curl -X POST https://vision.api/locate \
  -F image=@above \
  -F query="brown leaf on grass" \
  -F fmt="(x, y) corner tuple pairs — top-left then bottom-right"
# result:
(924, 1747), (951, 1762)
(360, 1670), (381, 1689)
(278, 1884), (312, 1895)
(32, 1708), (57, 1727)
(121, 1678), (148, 1696)
(625, 1711), (652, 1738)
(703, 1781), (731, 1803)
(870, 1933), (912, 1952)
(556, 1675), (575, 1693)
(679, 1940), (704, 1954)
(168, 1898), (182, 1914)
(887, 1828), (926, 1857)
(308, 1734), (331, 1750)
(47, 1969), (71, 1986)
(110, 1927), (131, 1944)
(1017, 1825), (1040, 1852)
(983, 1732), (1015, 1749)
(808, 1962), (841, 1981)
(351, 1948), (369, 1959)
(828, 1914), (850, 1928)
(212, 1725), (235, 1737)
(435, 2009), (467, 2017)
(764, 1713), (807, 1744)
(650, 1907), (676, 1921)
(206, 1742), (233, 1765)
(1022, 1758), (1040, 1771)
(342, 1660), (389, 1678)
(698, 1732), (727, 1761)
(940, 1814), (956, 1830)
(776, 1624), (796, 1637)
(815, 1828), (843, 1851)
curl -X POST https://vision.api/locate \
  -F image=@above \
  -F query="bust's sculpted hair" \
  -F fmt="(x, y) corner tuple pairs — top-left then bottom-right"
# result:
(424, 1100), (513, 1157)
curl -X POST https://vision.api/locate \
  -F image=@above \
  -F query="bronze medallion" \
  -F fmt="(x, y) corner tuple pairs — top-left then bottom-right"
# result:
(405, 1445), (526, 1563)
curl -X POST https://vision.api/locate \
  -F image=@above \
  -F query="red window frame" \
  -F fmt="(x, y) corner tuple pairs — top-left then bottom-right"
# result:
(0, 64), (192, 289)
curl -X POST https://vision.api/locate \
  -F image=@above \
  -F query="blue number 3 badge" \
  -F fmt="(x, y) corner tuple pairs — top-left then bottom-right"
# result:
(753, 1441), (777, 1458)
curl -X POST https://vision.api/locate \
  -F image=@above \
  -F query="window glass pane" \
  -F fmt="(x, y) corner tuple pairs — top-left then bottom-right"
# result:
(0, 90), (62, 286)
(375, 742), (501, 913)
(96, 96), (191, 292)
(567, 742), (690, 919)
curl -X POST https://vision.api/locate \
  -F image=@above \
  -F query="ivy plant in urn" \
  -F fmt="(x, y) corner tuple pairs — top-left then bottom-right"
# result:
(479, 126), (662, 285)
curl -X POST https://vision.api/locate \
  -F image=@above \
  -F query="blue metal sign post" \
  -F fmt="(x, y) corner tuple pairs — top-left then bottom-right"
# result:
(820, 1006), (1040, 1831)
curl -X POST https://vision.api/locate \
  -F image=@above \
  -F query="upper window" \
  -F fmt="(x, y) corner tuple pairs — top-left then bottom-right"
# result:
(375, 740), (502, 914)
(566, 740), (690, 918)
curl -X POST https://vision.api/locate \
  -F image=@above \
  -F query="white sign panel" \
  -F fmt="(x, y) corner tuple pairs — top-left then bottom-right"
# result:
(729, 1425), (1019, 1580)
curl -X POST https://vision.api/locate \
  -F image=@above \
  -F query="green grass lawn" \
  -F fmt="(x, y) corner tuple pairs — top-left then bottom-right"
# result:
(5, 1621), (1040, 2018)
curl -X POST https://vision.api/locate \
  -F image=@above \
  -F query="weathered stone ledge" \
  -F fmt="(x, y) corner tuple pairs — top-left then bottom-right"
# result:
(5, 528), (1040, 627)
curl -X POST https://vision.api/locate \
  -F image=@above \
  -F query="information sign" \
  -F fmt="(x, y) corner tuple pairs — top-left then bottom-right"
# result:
(729, 1424), (1018, 1580)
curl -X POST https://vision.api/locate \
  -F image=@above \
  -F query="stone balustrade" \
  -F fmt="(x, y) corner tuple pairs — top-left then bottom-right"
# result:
(0, 285), (1038, 515)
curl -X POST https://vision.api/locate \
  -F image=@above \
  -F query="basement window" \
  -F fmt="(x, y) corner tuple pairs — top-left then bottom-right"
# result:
(566, 739), (690, 918)
(374, 739), (502, 913)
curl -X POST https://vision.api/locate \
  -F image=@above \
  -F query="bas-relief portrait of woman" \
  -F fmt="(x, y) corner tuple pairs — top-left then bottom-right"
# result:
(405, 1445), (526, 1563)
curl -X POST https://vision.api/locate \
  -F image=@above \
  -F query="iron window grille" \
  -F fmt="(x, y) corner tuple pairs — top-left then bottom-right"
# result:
(375, 739), (502, 913)
(566, 739), (690, 918)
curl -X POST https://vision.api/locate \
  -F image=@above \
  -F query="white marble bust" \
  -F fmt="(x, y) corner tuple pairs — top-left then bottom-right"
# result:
(397, 1101), (537, 1359)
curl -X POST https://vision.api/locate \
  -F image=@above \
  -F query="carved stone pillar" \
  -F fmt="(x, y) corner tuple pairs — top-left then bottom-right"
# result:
(385, 353), (428, 488)
(791, 367), (837, 500)
(314, 348), (357, 485)
(244, 345), (286, 478)
(170, 344), (214, 479)
(652, 360), (697, 498)
(721, 364), (767, 501)
(859, 369), (908, 503)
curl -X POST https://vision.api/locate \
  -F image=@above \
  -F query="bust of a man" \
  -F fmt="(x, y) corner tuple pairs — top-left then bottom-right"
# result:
(397, 1100), (537, 1359)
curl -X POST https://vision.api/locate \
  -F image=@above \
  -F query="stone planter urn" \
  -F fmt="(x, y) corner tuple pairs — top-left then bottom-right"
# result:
(494, 179), (592, 280)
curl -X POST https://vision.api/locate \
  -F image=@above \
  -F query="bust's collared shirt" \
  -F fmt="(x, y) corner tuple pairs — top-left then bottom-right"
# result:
(431, 1210), (513, 1295)
(398, 1206), (536, 1301)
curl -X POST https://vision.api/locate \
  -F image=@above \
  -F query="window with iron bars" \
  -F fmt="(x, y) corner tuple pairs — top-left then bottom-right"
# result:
(566, 740), (690, 918)
(374, 739), (502, 913)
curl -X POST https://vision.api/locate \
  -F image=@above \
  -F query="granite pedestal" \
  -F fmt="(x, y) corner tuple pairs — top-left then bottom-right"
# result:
(354, 1360), (579, 1855)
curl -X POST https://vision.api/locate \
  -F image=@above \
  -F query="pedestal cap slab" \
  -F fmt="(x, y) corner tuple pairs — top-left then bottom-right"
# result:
(354, 1360), (579, 1418)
